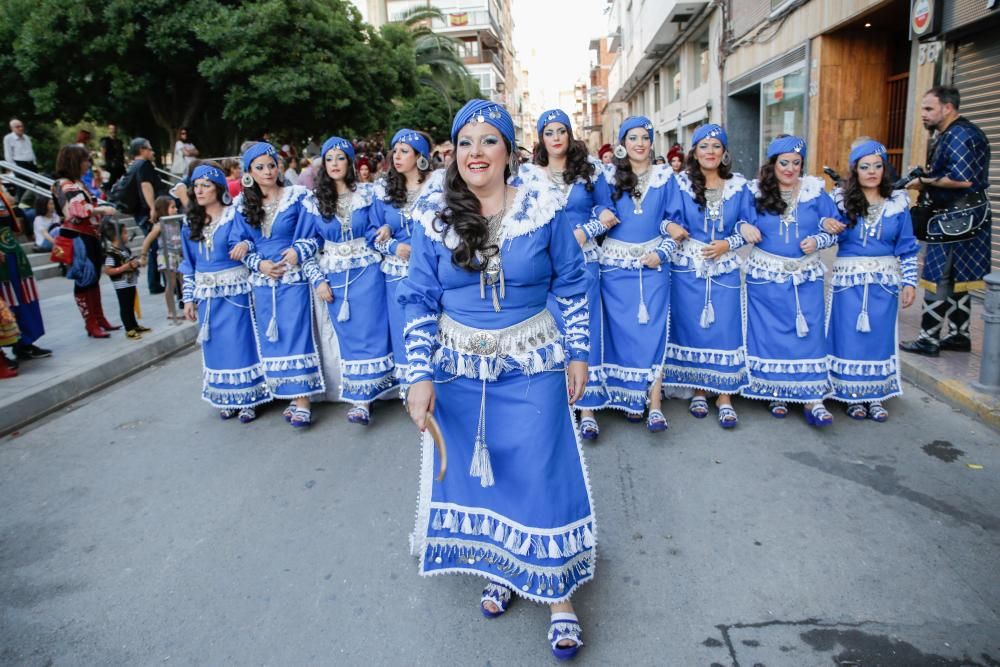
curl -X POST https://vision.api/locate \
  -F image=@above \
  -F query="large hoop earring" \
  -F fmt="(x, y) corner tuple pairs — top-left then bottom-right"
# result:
(416, 155), (429, 171)
(508, 153), (520, 177)
(613, 144), (627, 160)
(721, 151), (732, 167)
(221, 191), (233, 206)
(240, 172), (253, 188)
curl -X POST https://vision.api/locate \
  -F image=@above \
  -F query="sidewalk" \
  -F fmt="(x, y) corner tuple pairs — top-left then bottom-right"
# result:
(0, 272), (196, 435)
(897, 286), (1000, 431)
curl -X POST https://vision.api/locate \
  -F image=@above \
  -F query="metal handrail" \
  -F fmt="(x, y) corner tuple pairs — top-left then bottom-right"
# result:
(0, 160), (55, 187)
(154, 167), (182, 184)
(0, 173), (52, 199)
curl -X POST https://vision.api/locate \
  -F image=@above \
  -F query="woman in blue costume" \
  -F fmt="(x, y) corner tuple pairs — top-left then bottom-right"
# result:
(401, 100), (595, 661)
(823, 140), (918, 422)
(370, 129), (444, 397)
(534, 108), (616, 441)
(740, 136), (839, 426)
(662, 124), (753, 428)
(180, 164), (270, 422)
(592, 116), (677, 432)
(298, 136), (396, 425)
(228, 142), (324, 428)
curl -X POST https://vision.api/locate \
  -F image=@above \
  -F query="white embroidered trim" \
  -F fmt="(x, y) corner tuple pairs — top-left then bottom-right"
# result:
(672, 238), (742, 277)
(830, 255), (901, 287)
(827, 356), (897, 377)
(665, 344), (745, 366)
(747, 174), (824, 202)
(676, 172), (747, 201)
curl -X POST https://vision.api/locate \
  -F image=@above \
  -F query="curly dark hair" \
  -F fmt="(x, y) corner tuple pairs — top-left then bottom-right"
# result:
(241, 165), (285, 229)
(186, 182), (228, 242)
(754, 158), (789, 215)
(315, 159), (357, 220)
(841, 164), (894, 228)
(684, 148), (734, 209)
(533, 135), (595, 192)
(611, 144), (639, 201)
(434, 139), (514, 272)
(383, 144), (431, 207)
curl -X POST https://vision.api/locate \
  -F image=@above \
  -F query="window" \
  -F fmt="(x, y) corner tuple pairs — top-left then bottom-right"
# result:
(457, 39), (479, 58)
(692, 30), (710, 87)
(654, 76), (661, 112)
(665, 59), (680, 103)
(762, 67), (806, 150)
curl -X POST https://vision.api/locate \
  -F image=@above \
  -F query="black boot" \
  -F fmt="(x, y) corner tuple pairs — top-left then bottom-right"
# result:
(900, 337), (940, 357)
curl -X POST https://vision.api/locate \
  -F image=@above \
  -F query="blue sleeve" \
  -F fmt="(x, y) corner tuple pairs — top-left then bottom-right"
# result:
(548, 209), (592, 362)
(724, 186), (754, 251)
(809, 192), (840, 250)
(361, 205), (380, 248)
(229, 212), (263, 273)
(397, 222), (442, 384)
(591, 171), (614, 219)
(661, 177), (685, 232)
(894, 208), (920, 286)
(292, 194), (320, 262)
(179, 225), (197, 303)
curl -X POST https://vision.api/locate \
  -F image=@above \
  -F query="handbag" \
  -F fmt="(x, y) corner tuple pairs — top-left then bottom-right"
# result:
(922, 190), (990, 244)
(50, 234), (74, 265)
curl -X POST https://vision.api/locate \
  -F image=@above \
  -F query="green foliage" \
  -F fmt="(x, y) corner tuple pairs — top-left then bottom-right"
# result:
(388, 75), (479, 145)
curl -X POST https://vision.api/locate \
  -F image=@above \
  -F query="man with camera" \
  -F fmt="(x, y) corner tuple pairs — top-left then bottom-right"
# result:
(900, 85), (992, 357)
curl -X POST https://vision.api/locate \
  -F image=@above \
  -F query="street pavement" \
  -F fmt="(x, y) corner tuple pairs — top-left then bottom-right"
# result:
(1, 349), (998, 666)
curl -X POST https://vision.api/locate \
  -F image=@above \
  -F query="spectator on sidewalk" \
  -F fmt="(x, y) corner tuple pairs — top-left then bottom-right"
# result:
(55, 143), (120, 338)
(3, 119), (39, 202)
(129, 138), (168, 295)
(222, 159), (242, 200)
(0, 295), (20, 378)
(102, 220), (149, 340)
(31, 195), (59, 253)
(100, 124), (125, 189)
(901, 85), (992, 357)
(170, 128), (199, 177)
(139, 195), (184, 306)
(283, 155), (300, 185)
(296, 157), (319, 190)
(0, 183), (50, 359)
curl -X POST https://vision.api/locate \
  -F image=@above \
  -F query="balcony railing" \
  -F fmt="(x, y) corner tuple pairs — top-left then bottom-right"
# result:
(431, 9), (501, 41)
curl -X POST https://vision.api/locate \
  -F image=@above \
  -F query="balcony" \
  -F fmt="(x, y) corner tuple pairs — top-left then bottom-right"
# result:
(431, 8), (502, 47)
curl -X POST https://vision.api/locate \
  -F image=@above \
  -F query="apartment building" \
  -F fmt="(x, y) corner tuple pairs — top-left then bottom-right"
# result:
(604, 0), (723, 158)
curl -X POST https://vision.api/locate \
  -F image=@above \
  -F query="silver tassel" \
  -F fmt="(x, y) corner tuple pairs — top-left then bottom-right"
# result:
(637, 266), (650, 324)
(700, 302), (715, 329)
(197, 298), (211, 344)
(856, 310), (871, 333)
(470, 380), (495, 487)
(795, 311), (809, 338)
(266, 286), (279, 342)
(338, 269), (351, 322)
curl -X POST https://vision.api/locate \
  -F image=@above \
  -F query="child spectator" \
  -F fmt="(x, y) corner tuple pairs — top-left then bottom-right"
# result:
(102, 220), (149, 339)
(31, 196), (60, 252)
(139, 195), (184, 309)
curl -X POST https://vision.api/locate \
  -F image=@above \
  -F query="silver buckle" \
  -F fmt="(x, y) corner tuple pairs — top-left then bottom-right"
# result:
(337, 244), (352, 257)
(628, 246), (644, 258)
(783, 260), (800, 272)
(466, 332), (499, 356)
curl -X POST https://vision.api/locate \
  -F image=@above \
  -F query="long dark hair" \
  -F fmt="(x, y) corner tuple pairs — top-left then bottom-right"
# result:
(684, 149), (734, 209)
(241, 164), (285, 229)
(533, 135), (594, 192)
(55, 144), (91, 180)
(611, 144), (639, 201)
(754, 158), (788, 215)
(384, 139), (432, 207)
(186, 182), (228, 242)
(315, 159), (357, 220)
(842, 164), (894, 228)
(435, 138), (514, 272)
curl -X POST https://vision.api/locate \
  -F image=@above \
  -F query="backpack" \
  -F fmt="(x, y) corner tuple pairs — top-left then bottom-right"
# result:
(109, 160), (143, 213)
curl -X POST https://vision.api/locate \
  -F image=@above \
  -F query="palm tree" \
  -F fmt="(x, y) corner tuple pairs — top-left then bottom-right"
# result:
(397, 6), (480, 115)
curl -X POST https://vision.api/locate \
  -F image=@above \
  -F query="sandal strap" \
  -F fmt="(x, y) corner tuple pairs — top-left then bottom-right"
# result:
(348, 406), (370, 417)
(810, 404), (833, 420)
(290, 407), (312, 423)
(481, 583), (512, 612)
(579, 417), (599, 432)
(647, 409), (666, 423)
(548, 613), (583, 647)
(718, 405), (737, 420)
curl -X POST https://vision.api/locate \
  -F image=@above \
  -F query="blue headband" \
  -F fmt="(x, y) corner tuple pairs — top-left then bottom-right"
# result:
(191, 165), (227, 190)
(537, 109), (572, 137)
(391, 129), (430, 158)
(451, 99), (515, 145)
(692, 123), (728, 148)
(848, 140), (888, 170)
(242, 142), (279, 173)
(618, 116), (653, 143)
(322, 136), (356, 163)
(767, 135), (807, 161)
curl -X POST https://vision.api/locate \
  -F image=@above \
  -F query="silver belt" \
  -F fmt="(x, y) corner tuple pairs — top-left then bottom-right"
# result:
(195, 265), (250, 288)
(747, 247), (823, 275)
(674, 237), (739, 270)
(831, 255), (900, 279)
(438, 309), (559, 358)
(600, 237), (660, 262)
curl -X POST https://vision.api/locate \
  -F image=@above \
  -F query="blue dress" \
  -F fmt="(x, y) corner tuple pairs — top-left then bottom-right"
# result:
(398, 176), (597, 603)
(525, 164), (610, 411)
(228, 185), (325, 399)
(370, 171), (445, 392)
(592, 163), (677, 415)
(663, 173), (754, 395)
(298, 184), (397, 404)
(828, 189), (919, 403)
(180, 206), (271, 409)
(743, 176), (838, 403)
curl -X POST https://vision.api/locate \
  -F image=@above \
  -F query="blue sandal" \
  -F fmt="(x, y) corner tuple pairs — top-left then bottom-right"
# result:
(646, 409), (668, 433)
(868, 402), (888, 422)
(689, 396), (709, 418)
(289, 407), (312, 428)
(480, 583), (512, 618)
(846, 404), (867, 420)
(768, 401), (788, 418)
(238, 407), (257, 424)
(805, 404), (833, 428)
(549, 612), (584, 661)
(579, 417), (599, 441)
(219, 409), (238, 420)
(347, 405), (370, 425)
(282, 401), (296, 422)
(717, 404), (738, 429)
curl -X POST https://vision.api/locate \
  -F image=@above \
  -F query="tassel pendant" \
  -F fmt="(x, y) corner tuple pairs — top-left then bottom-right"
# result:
(337, 298), (351, 322)
(637, 299), (650, 324)
(795, 311), (809, 338)
(700, 302), (715, 329)
(469, 437), (495, 487)
(266, 315), (279, 342)
(856, 310), (871, 333)
(197, 319), (210, 344)
(480, 271), (486, 300)
(491, 285), (501, 313)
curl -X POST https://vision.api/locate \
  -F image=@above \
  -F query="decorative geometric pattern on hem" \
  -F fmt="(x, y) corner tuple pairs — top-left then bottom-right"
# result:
(202, 383), (272, 409)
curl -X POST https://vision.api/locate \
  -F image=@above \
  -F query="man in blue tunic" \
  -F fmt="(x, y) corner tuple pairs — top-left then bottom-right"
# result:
(901, 86), (992, 357)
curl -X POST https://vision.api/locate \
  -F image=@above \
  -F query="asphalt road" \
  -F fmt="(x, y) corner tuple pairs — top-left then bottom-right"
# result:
(1, 347), (998, 666)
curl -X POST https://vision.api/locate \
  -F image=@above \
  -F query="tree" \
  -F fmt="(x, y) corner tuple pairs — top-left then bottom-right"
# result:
(2, 0), (418, 157)
(388, 76), (478, 145)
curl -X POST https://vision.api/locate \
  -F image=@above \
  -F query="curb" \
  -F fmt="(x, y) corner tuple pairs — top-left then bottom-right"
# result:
(900, 357), (1000, 432)
(1, 324), (197, 437)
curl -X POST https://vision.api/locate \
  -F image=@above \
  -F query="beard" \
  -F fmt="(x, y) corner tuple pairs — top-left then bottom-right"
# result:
(922, 119), (939, 131)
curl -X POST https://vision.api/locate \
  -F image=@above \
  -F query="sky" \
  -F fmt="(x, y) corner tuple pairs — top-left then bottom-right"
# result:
(510, 0), (609, 113)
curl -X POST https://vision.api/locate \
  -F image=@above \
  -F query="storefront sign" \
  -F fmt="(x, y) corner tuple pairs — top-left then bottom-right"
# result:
(910, 0), (941, 40)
